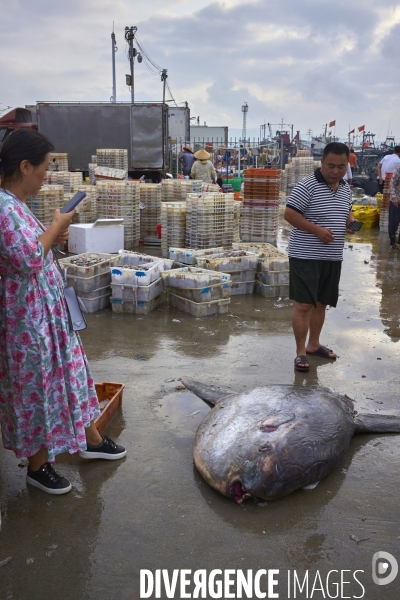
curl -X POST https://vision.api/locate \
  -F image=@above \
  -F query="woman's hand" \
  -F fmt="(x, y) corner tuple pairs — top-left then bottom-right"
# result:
(51, 209), (75, 234)
(54, 229), (70, 245)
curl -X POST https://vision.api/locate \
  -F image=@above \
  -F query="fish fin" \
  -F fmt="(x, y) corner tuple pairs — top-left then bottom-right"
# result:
(354, 413), (400, 433)
(180, 379), (235, 406)
(302, 482), (319, 490)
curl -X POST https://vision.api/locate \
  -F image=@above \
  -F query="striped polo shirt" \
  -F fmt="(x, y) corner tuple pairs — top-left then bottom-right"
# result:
(286, 168), (352, 261)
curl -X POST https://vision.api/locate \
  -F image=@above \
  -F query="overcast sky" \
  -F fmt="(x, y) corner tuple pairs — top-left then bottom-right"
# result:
(1, 0), (399, 143)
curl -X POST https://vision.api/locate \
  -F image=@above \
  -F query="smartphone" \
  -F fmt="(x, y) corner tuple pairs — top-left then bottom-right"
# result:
(60, 191), (86, 213)
(347, 221), (363, 231)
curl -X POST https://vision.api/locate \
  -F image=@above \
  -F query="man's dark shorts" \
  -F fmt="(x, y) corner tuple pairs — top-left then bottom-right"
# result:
(289, 258), (342, 307)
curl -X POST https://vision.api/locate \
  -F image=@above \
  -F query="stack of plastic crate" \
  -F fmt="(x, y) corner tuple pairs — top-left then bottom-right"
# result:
(96, 149), (128, 172)
(139, 183), (162, 243)
(380, 174), (392, 232)
(195, 250), (258, 295)
(95, 180), (140, 249)
(94, 166), (127, 180)
(241, 169), (281, 243)
(161, 202), (187, 258)
(232, 243), (289, 298)
(48, 153), (68, 171)
(69, 185), (97, 224)
(59, 252), (120, 312)
(185, 192), (235, 250)
(296, 150), (312, 157)
(110, 251), (172, 314)
(161, 179), (202, 202)
(162, 266), (231, 317)
(201, 183), (221, 193)
(47, 171), (83, 193)
(25, 185), (64, 226)
(233, 201), (241, 243)
(88, 163), (97, 185)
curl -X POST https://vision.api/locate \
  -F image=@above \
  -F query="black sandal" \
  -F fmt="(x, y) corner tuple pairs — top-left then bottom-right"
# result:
(294, 355), (309, 372)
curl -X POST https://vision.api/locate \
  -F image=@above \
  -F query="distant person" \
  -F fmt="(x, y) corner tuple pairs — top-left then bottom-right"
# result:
(377, 146), (400, 193)
(191, 148), (216, 183)
(348, 149), (358, 175)
(284, 142), (357, 372)
(216, 175), (224, 189)
(52, 157), (59, 172)
(388, 163), (400, 250)
(259, 148), (268, 167)
(310, 143), (316, 157)
(179, 145), (195, 177)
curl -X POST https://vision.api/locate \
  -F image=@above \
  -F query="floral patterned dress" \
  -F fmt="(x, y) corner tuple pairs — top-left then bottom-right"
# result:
(0, 189), (100, 461)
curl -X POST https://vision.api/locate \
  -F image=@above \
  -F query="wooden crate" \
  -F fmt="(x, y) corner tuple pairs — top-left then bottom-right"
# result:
(94, 382), (125, 434)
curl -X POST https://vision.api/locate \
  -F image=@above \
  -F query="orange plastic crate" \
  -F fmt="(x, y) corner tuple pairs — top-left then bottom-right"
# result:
(94, 381), (125, 433)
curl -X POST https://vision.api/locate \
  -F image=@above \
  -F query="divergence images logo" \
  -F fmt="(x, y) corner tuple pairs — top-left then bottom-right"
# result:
(372, 552), (398, 586)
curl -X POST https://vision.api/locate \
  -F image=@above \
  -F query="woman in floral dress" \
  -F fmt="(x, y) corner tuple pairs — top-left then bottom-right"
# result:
(0, 129), (126, 495)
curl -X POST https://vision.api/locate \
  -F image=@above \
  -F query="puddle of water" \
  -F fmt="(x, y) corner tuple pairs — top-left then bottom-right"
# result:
(154, 390), (210, 429)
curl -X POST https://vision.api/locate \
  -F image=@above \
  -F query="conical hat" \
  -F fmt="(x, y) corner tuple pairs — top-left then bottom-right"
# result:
(194, 148), (210, 160)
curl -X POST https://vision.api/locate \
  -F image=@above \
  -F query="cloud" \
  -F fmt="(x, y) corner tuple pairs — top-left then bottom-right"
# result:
(0, 0), (399, 141)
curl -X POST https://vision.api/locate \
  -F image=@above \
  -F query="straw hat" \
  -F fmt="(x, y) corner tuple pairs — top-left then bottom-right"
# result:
(194, 148), (210, 160)
(183, 145), (193, 153)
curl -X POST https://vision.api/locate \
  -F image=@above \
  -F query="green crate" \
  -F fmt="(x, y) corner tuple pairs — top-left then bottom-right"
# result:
(223, 178), (243, 192)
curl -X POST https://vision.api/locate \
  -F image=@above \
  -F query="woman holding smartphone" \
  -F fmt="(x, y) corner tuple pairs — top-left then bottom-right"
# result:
(0, 129), (126, 496)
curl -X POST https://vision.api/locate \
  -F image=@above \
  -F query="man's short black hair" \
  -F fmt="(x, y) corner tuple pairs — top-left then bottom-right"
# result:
(394, 145), (400, 154)
(322, 142), (349, 161)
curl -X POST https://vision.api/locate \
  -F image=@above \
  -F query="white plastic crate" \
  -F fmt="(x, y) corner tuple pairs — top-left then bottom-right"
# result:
(79, 286), (111, 312)
(110, 277), (164, 302)
(111, 261), (164, 286)
(229, 270), (257, 283)
(195, 251), (258, 272)
(231, 281), (255, 295)
(161, 266), (230, 288)
(255, 281), (289, 298)
(168, 281), (231, 302)
(111, 294), (163, 314)
(256, 271), (289, 285)
(168, 292), (230, 317)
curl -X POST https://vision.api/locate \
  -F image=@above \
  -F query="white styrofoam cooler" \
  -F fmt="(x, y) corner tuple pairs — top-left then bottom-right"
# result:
(68, 220), (124, 254)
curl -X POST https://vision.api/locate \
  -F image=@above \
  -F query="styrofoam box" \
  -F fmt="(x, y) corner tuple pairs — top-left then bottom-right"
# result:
(256, 270), (290, 285)
(195, 251), (258, 272)
(79, 286), (111, 312)
(168, 292), (230, 317)
(110, 277), (164, 302)
(168, 282), (231, 303)
(68, 223), (124, 254)
(255, 281), (289, 298)
(231, 281), (255, 295)
(110, 294), (163, 315)
(161, 267), (230, 288)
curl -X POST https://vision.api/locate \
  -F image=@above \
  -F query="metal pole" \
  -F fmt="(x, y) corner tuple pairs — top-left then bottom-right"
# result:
(161, 69), (167, 104)
(280, 136), (284, 170)
(125, 26), (137, 104)
(111, 30), (117, 102)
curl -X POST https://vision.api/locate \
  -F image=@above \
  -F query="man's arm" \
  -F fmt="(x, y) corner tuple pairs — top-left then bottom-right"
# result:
(284, 206), (335, 244)
(377, 162), (383, 183)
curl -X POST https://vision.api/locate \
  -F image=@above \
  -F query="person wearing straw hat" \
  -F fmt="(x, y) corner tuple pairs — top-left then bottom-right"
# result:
(191, 148), (216, 183)
(179, 145), (195, 177)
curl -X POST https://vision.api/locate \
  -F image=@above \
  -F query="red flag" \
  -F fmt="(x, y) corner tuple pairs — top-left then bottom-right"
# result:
(328, 131), (332, 136)
(358, 125), (365, 132)
(348, 129), (355, 134)
(329, 120), (336, 127)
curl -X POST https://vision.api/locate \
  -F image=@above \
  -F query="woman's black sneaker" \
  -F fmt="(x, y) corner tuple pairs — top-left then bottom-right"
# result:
(26, 463), (72, 495)
(78, 436), (126, 460)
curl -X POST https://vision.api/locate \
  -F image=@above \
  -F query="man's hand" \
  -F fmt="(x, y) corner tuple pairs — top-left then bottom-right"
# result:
(316, 227), (335, 244)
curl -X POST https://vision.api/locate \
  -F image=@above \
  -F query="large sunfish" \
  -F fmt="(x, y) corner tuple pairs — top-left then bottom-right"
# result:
(182, 380), (400, 503)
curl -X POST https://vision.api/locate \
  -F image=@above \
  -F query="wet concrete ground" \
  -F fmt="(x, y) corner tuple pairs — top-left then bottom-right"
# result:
(1, 222), (400, 600)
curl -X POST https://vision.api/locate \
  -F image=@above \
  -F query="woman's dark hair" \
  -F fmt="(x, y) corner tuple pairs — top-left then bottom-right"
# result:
(322, 142), (349, 161)
(0, 129), (55, 181)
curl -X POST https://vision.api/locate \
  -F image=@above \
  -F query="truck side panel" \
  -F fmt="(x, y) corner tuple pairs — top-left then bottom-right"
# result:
(131, 104), (166, 170)
(37, 104), (131, 170)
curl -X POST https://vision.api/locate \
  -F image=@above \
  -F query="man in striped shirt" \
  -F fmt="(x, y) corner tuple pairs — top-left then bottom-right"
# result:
(284, 142), (356, 372)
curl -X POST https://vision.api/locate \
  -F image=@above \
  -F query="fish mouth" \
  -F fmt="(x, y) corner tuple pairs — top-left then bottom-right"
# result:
(229, 480), (250, 504)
